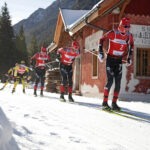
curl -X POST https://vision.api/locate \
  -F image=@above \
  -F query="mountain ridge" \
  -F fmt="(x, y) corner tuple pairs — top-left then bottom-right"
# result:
(13, 0), (100, 47)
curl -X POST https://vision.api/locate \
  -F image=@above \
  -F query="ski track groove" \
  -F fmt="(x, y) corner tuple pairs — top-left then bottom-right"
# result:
(27, 96), (149, 150)
(0, 88), (150, 150)
(51, 102), (147, 150)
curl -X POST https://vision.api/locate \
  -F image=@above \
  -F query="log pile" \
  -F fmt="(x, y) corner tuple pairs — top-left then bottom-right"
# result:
(45, 68), (61, 93)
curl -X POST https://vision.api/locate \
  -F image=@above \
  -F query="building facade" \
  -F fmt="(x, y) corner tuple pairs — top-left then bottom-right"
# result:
(48, 0), (150, 101)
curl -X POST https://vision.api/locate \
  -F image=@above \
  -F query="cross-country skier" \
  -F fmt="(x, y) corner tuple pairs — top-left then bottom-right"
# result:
(12, 61), (29, 93)
(56, 41), (80, 102)
(0, 63), (18, 90)
(98, 17), (134, 111)
(30, 46), (50, 96)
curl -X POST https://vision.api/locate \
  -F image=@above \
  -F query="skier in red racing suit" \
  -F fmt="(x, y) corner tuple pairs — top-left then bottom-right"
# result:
(57, 41), (80, 102)
(30, 46), (50, 96)
(98, 17), (134, 111)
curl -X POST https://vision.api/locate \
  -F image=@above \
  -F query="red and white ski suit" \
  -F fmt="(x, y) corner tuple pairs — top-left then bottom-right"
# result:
(30, 52), (50, 91)
(57, 47), (79, 66)
(99, 29), (134, 102)
(99, 29), (134, 58)
(57, 47), (80, 93)
(30, 52), (50, 69)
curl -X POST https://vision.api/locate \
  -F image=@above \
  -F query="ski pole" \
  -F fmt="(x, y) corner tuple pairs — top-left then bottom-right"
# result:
(84, 48), (107, 57)
(84, 49), (98, 56)
(122, 60), (127, 63)
(46, 61), (58, 65)
(45, 61), (59, 68)
(84, 49), (130, 65)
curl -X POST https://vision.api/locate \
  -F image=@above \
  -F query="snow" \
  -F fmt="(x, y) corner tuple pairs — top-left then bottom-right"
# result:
(64, 0), (105, 32)
(60, 9), (89, 30)
(0, 107), (19, 150)
(0, 83), (150, 150)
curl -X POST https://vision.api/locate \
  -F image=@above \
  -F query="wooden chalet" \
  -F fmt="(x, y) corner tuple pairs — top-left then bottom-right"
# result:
(47, 0), (150, 101)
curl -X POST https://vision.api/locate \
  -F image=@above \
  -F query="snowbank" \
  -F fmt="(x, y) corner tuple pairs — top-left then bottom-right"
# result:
(0, 107), (20, 150)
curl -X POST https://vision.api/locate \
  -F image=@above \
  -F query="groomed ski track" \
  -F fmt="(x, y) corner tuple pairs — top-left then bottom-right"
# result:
(0, 85), (150, 150)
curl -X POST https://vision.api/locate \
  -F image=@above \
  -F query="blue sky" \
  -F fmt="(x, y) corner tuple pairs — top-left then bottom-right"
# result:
(0, 0), (55, 25)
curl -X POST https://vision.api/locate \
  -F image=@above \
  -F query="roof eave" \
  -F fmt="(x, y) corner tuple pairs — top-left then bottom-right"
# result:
(59, 8), (68, 31)
(47, 42), (57, 52)
(68, 0), (126, 36)
(68, 0), (103, 31)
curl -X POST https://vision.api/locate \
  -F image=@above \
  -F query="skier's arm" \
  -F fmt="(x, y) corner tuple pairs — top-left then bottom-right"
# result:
(24, 67), (30, 79)
(98, 31), (109, 61)
(45, 53), (50, 63)
(48, 54), (50, 61)
(127, 34), (134, 64)
(13, 66), (19, 78)
(30, 53), (38, 69)
(56, 48), (63, 61)
(128, 34), (134, 57)
(98, 30), (114, 62)
(99, 30), (113, 54)
(30, 53), (38, 65)
(8, 68), (13, 76)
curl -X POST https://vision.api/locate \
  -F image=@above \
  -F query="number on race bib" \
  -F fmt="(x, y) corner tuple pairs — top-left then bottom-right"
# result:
(120, 45), (124, 50)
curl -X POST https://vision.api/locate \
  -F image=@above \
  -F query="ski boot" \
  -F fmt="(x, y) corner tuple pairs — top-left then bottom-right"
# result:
(12, 88), (15, 94)
(34, 89), (37, 97)
(60, 93), (66, 102)
(68, 93), (74, 102)
(102, 101), (111, 111)
(111, 101), (121, 111)
(40, 90), (43, 97)
(23, 89), (25, 93)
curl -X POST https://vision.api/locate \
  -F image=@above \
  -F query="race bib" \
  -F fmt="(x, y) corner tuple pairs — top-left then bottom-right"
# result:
(113, 50), (123, 56)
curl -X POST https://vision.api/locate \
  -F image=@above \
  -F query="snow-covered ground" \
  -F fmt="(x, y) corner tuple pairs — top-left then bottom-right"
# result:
(0, 83), (150, 150)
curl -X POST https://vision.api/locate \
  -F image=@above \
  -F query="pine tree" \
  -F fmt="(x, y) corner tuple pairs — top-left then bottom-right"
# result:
(15, 25), (28, 64)
(27, 34), (39, 81)
(0, 3), (17, 80)
(28, 34), (39, 58)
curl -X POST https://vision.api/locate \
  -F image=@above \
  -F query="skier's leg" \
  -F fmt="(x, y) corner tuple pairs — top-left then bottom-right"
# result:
(67, 66), (74, 102)
(0, 76), (12, 90)
(112, 64), (122, 111)
(26, 76), (31, 88)
(102, 65), (114, 110)
(40, 69), (46, 96)
(12, 77), (19, 93)
(34, 69), (40, 96)
(21, 78), (26, 93)
(0, 81), (9, 90)
(60, 64), (67, 101)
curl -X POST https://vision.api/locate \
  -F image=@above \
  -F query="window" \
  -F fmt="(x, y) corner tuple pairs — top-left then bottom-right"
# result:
(136, 48), (150, 77)
(92, 51), (98, 77)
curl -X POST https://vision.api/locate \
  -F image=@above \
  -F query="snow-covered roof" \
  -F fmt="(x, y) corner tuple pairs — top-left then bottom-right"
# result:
(48, 0), (104, 50)
(60, 9), (89, 31)
(67, 0), (105, 31)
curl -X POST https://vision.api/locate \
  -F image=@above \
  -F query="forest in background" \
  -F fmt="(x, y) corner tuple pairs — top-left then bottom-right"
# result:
(0, 0), (100, 81)
(0, 3), (39, 81)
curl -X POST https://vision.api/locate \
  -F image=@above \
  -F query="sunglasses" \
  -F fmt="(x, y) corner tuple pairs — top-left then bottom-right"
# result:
(124, 25), (130, 28)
